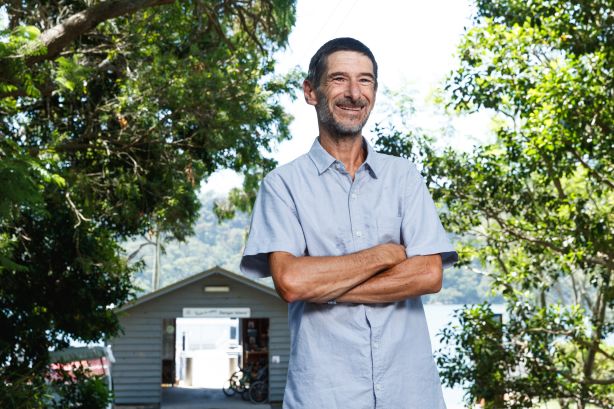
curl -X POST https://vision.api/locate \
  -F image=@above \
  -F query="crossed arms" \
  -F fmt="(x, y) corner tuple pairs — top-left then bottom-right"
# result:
(269, 244), (443, 304)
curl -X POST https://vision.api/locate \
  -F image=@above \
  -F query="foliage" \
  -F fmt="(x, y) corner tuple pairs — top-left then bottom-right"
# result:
(376, 0), (612, 407)
(125, 190), (250, 293)
(0, 367), (49, 409)
(0, 0), (297, 407)
(47, 366), (112, 409)
(437, 304), (509, 408)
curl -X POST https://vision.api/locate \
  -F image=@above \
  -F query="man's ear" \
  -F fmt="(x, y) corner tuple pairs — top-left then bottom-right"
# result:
(303, 79), (318, 106)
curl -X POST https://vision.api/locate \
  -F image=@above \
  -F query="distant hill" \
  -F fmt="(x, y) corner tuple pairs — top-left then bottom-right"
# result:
(123, 190), (500, 304)
(123, 190), (249, 293)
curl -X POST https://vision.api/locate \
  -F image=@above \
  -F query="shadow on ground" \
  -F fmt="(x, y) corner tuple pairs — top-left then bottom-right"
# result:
(161, 386), (272, 409)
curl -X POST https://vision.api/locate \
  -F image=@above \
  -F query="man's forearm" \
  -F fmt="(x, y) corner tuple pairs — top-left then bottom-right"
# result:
(335, 254), (443, 304)
(269, 243), (406, 304)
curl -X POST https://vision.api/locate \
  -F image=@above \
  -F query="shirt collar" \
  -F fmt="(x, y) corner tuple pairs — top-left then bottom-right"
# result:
(308, 137), (380, 178)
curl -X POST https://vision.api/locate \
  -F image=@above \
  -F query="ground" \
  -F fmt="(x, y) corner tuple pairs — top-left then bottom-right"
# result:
(161, 386), (274, 409)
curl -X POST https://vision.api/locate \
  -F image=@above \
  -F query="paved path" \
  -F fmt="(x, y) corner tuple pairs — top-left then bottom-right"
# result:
(161, 386), (272, 409)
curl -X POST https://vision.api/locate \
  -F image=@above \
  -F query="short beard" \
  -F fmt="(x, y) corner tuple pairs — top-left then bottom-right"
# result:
(315, 90), (370, 139)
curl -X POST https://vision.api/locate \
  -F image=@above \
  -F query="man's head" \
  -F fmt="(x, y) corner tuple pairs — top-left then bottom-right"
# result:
(304, 38), (378, 139)
(306, 37), (378, 90)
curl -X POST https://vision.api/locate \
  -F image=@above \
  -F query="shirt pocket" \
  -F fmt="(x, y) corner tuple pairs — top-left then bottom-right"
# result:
(377, 216), (402, 244)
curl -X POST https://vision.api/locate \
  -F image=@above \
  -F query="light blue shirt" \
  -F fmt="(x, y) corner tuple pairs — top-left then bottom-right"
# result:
(241, 138), (458, 409)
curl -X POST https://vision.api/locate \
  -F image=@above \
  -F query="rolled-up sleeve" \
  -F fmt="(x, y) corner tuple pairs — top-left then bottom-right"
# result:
(240, 173), (307, 278)
(402, 164), (458, 268)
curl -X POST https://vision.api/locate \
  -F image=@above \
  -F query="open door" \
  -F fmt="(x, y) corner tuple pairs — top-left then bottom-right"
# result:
(242, 318), (269, 369)
(162, 318), (176, 385)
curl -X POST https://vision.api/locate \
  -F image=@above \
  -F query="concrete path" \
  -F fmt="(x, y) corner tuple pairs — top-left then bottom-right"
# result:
(161, 386), (272, 409)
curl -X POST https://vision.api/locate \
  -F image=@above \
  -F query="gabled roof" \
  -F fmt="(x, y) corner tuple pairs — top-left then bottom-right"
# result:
(117, 266), (279, 312)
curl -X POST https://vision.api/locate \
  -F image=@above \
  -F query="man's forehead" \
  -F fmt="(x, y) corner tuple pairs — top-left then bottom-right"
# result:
(324, 51), (374, 76)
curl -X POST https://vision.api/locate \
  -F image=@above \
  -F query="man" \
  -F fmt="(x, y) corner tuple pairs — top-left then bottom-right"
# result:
(240, 38), (457, 409)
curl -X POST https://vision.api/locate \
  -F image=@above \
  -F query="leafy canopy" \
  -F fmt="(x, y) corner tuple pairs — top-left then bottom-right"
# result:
(376, 0), (612, 407)
(0, 1), (297, 407)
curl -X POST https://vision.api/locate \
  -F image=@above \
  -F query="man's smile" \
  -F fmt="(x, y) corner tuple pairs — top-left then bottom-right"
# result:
(334, 98), (368, 115)
(337, 105), (362, 111)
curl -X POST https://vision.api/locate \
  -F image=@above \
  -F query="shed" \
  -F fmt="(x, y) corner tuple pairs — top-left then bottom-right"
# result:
(110, 266), (289, 408)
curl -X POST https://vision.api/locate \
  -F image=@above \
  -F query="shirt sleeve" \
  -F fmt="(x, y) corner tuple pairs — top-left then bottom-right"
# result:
(240, 173), (307, 278)
(402, 163), (458, 268)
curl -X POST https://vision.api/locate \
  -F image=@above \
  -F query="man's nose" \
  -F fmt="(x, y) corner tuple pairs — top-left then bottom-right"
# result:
(345, 79), (361, 101)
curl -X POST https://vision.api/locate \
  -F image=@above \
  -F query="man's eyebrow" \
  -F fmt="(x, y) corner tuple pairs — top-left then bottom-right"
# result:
(327, 71), (375, 79)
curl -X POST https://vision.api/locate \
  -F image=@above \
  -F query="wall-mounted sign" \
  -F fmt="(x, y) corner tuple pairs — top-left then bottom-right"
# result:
(182, 307), (251, 318)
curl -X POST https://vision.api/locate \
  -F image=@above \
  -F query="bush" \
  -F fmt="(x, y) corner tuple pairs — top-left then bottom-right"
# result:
(47, 366), (112, 409)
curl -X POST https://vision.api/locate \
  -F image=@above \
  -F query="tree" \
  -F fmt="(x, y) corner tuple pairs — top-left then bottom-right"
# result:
(375, 1), (612, 407)
(124, 190), (251, 293)
(0, 1), (297, 406)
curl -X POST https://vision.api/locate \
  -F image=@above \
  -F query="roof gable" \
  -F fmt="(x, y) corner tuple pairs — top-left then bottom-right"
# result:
(117, 266), (279, 312)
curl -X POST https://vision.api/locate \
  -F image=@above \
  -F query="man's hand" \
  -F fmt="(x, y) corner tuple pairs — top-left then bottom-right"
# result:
(377, 243), (407, 267)
(269, 243), (406, 303)
(337, 254), (443, 304)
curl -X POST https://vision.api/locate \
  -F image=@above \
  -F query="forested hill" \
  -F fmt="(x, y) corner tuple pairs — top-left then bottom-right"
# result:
(124, 190), (249, 293)
(124, 190), (498, 305)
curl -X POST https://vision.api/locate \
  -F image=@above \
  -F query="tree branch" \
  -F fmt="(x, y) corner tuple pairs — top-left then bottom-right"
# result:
(486, 211), (614, 271)
(127, 237), (155, 261)
(569, 147), (614, 190)
(25, 0), (176, 65)
(585, 376), (614, 386)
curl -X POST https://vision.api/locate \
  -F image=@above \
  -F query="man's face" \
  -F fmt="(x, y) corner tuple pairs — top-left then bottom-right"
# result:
(307, 51), (377, 137)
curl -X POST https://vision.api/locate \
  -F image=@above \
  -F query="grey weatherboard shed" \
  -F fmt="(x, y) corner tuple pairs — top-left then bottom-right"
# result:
(110, 266), (289, 407)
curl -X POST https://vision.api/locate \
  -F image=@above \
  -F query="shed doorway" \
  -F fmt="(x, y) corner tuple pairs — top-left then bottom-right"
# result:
(242, 318), (269, 372)
(173, 317), (241, 388)
(167, 317), (270, 389)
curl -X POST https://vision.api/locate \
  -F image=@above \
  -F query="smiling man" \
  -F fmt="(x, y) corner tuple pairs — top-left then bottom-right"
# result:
(240, 38), (458, 409)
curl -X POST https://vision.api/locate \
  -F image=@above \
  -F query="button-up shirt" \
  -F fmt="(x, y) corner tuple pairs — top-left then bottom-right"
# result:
(241, 138), (458, 409)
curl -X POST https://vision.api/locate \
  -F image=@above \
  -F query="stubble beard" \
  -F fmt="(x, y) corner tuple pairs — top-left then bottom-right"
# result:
(315, 90), (371, 140)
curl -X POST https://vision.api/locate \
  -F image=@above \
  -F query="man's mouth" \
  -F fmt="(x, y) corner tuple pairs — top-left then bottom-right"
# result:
(337, 105), (362, 111)
(334, 97), (367, 112)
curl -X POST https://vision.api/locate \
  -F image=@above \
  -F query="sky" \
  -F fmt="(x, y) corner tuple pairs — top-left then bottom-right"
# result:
(204, 0), (494, 193)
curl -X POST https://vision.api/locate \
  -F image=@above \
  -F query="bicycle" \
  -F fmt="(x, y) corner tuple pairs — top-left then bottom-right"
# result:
(222, 363), (254, 397)
(249, 365), (268, 403)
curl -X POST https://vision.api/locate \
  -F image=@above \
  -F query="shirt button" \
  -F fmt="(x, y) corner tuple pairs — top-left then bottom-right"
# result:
(373, 342), (379, 348)
(375, 384), (382, 391)
(351, 193), (358, 199)
(355, 230), (363, 237)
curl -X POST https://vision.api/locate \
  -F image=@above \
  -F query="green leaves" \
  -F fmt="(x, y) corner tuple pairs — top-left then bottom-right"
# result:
(376, 0), (612, 407)
(0, 2), (298, 406)
(54, 55), (91, 94)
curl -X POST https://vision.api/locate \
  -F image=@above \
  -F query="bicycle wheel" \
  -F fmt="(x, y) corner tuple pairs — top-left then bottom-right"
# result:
(235, 375), (247, 394)
(222, 378), (236, 396)
(222, 371), (242, 396)
(239, 376), (252, 401)
(241, 382), (250, 400)
(249, 381), (268, 403)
